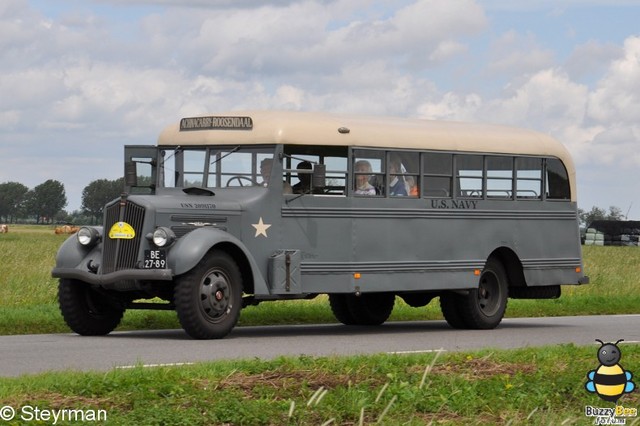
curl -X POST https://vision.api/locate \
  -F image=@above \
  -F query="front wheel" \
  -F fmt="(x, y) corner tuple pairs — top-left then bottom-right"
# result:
(58, 279), (125, 336)
(174, 250), (243, 339)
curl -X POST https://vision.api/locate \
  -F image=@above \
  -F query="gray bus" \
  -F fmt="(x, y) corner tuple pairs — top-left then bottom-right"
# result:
(52, 111), (589, 339)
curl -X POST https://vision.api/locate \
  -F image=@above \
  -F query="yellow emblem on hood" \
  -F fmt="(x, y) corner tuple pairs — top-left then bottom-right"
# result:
(108, 222), (136, 239)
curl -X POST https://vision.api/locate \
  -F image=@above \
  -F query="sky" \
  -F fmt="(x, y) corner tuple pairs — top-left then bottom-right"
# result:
(1, 0), (639, 218)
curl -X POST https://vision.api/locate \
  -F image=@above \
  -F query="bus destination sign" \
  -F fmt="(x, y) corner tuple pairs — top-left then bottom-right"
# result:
(180, 116), (253, 131)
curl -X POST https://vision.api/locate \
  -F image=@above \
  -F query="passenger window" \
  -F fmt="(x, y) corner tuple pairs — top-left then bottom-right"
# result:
(456, 155), (483, 198)
(546, 158), (570, 200)
(283, 145), (348, 195)
(353, 149), (384, 196)
(486, 156), (513, 199)
(386, 152), (415, 197)
(423, 152), (452, 198)
(324, 155), (348, 195)
(391, 152), (419, 197)
(516, 157), (542, 199)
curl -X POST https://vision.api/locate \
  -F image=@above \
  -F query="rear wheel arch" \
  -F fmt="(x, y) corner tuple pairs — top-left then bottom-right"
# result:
(488, 247), (525, 288)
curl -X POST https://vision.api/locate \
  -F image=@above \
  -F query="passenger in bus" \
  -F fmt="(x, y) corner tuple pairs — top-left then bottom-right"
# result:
(388, 158), (408, 196)
(259, 158), (272, 187)
(406, 176), (419, 196)
(354, 160), (377, 195)
(260, 158), (292, 193)
(292, 161), (313, 194)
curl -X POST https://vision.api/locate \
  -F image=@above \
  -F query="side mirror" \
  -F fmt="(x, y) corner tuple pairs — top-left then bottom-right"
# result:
(312, 164), (326, 189)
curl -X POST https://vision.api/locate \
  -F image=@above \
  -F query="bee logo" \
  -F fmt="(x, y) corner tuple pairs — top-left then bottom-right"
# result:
(585, 339), (635, 403)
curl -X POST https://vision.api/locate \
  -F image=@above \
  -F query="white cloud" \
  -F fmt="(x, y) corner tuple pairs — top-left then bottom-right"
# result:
(487, 30), (555, 76)
(1, 0), (640, 214)
(565, 40), (623, 81)
(587, 36), (640, 125)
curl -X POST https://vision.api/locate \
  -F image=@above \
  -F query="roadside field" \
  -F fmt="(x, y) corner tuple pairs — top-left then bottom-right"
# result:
(0, 344), (637, 425)
(0, 225), (638, 335)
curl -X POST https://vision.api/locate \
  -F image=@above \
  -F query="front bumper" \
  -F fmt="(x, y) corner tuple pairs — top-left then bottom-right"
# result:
(51, 267), (173, 287)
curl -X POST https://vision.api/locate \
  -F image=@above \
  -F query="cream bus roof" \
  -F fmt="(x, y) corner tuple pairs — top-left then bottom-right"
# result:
(159, 110), (569, 158)
(158, 110), (576, 196)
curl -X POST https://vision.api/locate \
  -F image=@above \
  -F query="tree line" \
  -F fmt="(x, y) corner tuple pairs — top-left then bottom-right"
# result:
(0, 177), (631, 226)
(0, 178), (123, 225)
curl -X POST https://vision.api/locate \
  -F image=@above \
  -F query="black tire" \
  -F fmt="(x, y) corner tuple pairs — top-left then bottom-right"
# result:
(328, 294), (357, 325)
(174, 250), (242, 339)
(347, 293), (395, 326)
(457, 258), (509, 329)
(58, 279), (124, 336)
(439, 292), (468, 329)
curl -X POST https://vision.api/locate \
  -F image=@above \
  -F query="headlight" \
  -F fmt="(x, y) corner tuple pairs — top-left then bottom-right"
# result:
(77, 227), (100, 247)
(152, 227), (176, 247)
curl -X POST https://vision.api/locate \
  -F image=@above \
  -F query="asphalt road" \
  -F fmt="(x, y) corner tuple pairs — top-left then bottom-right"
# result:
(1, 315), (639, 377)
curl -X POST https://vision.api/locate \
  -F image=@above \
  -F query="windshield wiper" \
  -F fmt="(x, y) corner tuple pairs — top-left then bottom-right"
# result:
(210, 146), (240, 167)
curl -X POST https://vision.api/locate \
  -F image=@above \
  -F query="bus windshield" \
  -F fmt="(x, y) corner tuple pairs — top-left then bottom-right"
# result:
(160, 145), (274, 189)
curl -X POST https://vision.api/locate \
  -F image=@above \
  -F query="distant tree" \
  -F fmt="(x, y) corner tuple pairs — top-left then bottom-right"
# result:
(0, 182), (29, 223)
(606, 206), (624, 221)
(68, 210), (93, 225)
(81, 178), (124, 224)
(579, 205), (624, 227)
(27, 180), (67, 224)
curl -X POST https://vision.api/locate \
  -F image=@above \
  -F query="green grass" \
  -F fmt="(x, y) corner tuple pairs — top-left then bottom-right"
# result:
(0, 225), (638, 335)
(0, 344), (638, 425)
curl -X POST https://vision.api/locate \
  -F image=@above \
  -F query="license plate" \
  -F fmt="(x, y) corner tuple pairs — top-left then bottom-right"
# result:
(143, 250), (166, 269)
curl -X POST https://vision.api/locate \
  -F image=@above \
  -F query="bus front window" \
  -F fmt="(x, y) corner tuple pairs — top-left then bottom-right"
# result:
(161, 146), (274, 189)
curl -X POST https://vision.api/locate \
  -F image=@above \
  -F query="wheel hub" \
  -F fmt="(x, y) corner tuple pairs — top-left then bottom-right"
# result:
(478, 271), (500, 316)
(200, 270), (232, 320)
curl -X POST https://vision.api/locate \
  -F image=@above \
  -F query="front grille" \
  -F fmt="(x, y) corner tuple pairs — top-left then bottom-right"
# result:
(102, 200), (146, 274)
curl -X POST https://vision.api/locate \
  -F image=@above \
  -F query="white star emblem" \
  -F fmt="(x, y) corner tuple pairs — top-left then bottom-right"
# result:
(251, 217), (272, 238)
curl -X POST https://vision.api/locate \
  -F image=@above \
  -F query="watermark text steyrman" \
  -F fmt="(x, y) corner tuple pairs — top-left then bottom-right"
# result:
(0, 405), (107, 424)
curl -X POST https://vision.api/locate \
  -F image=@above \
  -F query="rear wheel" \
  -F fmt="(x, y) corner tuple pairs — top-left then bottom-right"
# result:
(458, 258), (508, 329)
(439, 292), (467, 329)
(58, 279), (124, 336)
(174, 250), (242, 339)
(329, 294), (357, 325)
(353, 293), (396, 325)
(329, 293), (395, 325)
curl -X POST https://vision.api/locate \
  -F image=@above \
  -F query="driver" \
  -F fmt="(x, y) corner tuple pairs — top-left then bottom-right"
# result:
(259, 158), (292, 193)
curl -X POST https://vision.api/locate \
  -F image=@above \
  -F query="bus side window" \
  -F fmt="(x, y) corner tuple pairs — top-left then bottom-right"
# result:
(486, 156), (513, 199)
(546, 158), (570, 200)
(516, 157), (542, 199)
(387, 152), (419, 197)
(456, 154), (484, 198)
(423, 152), (452, 198)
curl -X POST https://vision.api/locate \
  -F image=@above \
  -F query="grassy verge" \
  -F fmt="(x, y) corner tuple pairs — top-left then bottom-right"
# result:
(0, 225), (638, 335)
(0, 344), (638, 425)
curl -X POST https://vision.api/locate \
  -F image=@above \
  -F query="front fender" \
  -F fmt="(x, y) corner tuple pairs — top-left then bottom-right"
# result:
(168, 228), (268, 295)
(54, 227), (102, 270)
